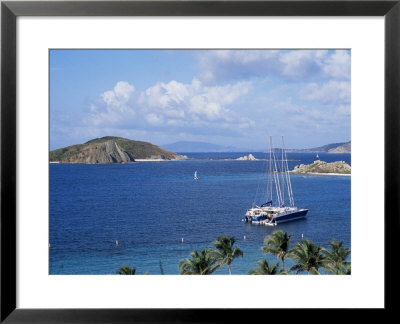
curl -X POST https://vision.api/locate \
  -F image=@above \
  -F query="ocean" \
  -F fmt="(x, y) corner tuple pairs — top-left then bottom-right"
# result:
(49, 152), (351, 275)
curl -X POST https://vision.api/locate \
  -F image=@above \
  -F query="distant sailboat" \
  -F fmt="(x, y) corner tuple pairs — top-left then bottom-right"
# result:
(316, 153), (319, 159)
(194, 171), (198, 180)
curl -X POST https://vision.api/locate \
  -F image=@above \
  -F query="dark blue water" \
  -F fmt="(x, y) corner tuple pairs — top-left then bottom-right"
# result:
(49, 153), (351, 275)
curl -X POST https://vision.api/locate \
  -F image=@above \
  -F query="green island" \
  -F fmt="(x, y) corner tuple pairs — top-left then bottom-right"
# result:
(116, 230), (351, 275)
(49, 136), (187, 163)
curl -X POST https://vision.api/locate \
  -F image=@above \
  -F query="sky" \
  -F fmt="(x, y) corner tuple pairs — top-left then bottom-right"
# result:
(50, 49), (350, 151)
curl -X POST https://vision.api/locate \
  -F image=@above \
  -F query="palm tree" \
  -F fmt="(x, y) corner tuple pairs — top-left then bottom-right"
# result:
(248, 259), (280, 275)
(338, 262), (351, 275)
(179, 249), (219, 275)
(262, 230), (291, 271)
(211, 235), (243, 275)
(323, 239), (351, 275)
(289, 239), (328, 274)
(116, 265), (137, 275)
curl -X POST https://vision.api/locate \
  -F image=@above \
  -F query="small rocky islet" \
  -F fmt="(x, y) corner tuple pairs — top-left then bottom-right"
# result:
(236, 154), (258, 161)
(291, 160), (351, 175)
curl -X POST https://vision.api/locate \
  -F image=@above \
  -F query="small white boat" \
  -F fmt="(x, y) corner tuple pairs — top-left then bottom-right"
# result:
(194, 171), (198, 180)
(316, 154), (319, 159)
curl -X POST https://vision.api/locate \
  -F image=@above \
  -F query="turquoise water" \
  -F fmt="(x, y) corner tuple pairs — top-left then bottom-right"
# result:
(49, 153), (351, 275)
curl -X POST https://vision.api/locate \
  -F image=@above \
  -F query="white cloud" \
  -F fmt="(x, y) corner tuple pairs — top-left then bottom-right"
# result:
(197, 50), (280, 82)
(196, 49), (350, 82)
(322, 50), (351, 79)
(300, 80), (351, 104)
(279, 50), (327, 78)
(100, 81), (135, 110)
(51, 49), (351, 150)
(277, 99), (305, 114)
(145, 113), (164, 126)
(85, 78), (252, 132)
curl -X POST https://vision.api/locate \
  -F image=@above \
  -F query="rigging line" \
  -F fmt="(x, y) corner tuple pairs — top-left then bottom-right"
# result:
(282, 137), (294, 206)
(264, 130), (273, 203)
(286, 151), (294, 206)
(281, 138), (286, 205)
(270, 137), (283, 206)
(273, 156), (283, 207)
(253, 149), (269, 207)
(262, 139), (271, 204)
(281, 137), (289, 206)
(282, 137), (291, 206)
(269, 140), (273, 202)
(262, 149), (270, 205)
(252, 169), (262, 207)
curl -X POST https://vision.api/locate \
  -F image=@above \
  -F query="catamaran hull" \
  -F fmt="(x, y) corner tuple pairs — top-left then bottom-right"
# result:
(242, 209), (308, 225)
(274, 209), (308, 224)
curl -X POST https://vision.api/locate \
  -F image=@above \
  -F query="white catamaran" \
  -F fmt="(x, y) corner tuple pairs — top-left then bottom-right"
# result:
(243, 136), (308, 226)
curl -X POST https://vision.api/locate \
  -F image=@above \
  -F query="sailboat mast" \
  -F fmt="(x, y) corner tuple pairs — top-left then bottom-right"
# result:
(281, 137), (286, 205)
(268, 138), (273, 202)
(270, 137), (283, 207)
(282, 137), (294, 207)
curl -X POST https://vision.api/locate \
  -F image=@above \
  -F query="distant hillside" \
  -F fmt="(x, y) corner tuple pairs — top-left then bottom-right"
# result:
(163, 140), (351, 153)
(327, 142), (351, 153)
(162, 141), (245, 152)
(286, 141), (351, 153)
(50, 136), (186, 164)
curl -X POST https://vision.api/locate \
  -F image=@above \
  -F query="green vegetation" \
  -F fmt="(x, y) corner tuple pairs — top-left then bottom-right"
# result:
(261, 230), (291, 272)
(116, 265), (137, 275)
(116, 265), (149, 275)
(86, 137), (178, 160)
(211, 235), (244, 275)
(49, 144), (85, 162)
(177, 236), (244, 275)
(178, 249), (220, 275)
(117, 231), (351, 275)
(322, 239), (351, 274)
(248, 259), (280, 275)
(289, 239), (328, 274)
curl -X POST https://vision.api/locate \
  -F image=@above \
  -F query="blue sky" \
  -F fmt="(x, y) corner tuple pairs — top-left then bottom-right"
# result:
(50, 49), (350, 151)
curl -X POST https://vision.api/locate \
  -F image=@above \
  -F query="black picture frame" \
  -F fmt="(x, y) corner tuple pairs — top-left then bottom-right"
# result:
(1, 0), (398, 322)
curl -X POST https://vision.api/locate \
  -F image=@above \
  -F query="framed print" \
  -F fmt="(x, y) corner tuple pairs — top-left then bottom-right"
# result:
(1, 0), (399, 322)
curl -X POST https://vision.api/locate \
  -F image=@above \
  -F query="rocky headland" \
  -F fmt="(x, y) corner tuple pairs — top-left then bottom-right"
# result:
(292, 160), (351, 175)
(50, 136), (187, 164)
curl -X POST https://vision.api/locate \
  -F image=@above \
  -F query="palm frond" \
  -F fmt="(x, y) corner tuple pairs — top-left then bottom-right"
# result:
(211, 235), (243, 274)
(322, 239), (351, 274)
(262, 230), (292, 271)
(179, 249), (218, 275)
(116, 265), (137, 275)
(288, 239), (327, 274)
(249, 259), (280, 275)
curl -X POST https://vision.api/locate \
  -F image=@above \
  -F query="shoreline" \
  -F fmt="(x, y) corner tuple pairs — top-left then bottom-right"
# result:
(49, 158), (301, 163)
(292, 172), (351, 176)
(134, 159), (182, 162)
